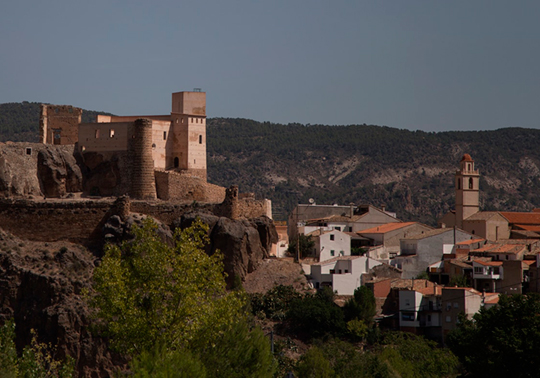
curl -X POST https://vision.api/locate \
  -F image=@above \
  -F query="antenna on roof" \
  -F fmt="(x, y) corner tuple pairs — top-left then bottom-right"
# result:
(193, 88), (202, 92)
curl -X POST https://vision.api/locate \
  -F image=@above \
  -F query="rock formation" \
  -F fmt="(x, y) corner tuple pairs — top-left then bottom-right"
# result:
(176, 212), (278, 287)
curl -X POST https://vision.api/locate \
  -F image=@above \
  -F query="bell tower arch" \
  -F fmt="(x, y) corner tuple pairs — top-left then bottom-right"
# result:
(455, 154), (480, 228)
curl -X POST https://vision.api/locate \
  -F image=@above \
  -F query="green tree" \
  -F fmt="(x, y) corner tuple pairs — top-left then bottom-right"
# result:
(287, 288), (346, 339)
(295, 346), (335, 378)
(0, 320), (74, 378)
(343, 286), (376, 325)
(287, 234), (315, 259)
(88, 218), (274, 377)
(447, 293), (540, 378)
(447, 274), (469, 287)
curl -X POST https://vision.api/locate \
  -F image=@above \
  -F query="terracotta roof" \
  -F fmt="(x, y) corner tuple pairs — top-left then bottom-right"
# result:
(500, 212), (540, 225)
(359, 222), (416, 234)
(515, 224), (540, 232)
(484, 295), (500, 304)
(443, 287), (481, 294)
(461, 154), (473, 162)
(457, 238), (486, 245)
(474, 260), (503, 266)
(471, 243), (527, 255)
(523, 260), (536, 266)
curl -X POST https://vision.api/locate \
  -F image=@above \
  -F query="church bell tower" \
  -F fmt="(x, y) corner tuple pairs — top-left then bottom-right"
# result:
(455, 154), (480, 228)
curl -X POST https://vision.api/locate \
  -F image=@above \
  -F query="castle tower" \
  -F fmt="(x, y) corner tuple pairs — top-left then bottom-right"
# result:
(129, 119), (157, 200)
(455, 153), (479, 228)
(40, 104), (82, 145)
(170, 91), (207, 181)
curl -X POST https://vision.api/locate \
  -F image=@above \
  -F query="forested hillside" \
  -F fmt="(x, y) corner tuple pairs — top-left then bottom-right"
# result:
(206, 118), (540, 223)
(2, 102), (540, 225)
(0, 102), (112, 142)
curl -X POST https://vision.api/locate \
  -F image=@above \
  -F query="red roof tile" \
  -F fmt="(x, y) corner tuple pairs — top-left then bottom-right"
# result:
(457, 238), (485, 245)
(359, 222), (416, 234)
(500, 212), (540, 225)
(474, 260), (503, 266)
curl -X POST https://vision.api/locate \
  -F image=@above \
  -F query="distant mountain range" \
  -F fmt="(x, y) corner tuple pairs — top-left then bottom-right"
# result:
(2, 102), (540, 224)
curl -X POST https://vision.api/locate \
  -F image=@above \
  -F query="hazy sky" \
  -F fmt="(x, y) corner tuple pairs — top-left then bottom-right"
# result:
(1, 1), (540, 131)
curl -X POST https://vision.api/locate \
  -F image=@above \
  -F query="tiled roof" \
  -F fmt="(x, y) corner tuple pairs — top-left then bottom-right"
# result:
(417, 285), (442, 296)
(456, 238), (486, 245)
(471, 243), (527, 255)
(461, 154), (473, 162)
(523, 260), (536, 266)
(448, 259), (472, 269)
(500, 212), (540, 225)
(359, 222), (416, 234)
(484, 295), (500, 304)
(515, 224), (540, 232)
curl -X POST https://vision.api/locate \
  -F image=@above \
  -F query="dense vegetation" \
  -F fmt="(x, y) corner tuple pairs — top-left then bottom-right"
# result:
(3, 102), (540, 224)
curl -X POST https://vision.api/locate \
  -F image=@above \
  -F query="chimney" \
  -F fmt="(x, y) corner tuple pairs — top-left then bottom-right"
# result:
(350, 204), (354, 218)
(381, 205), (386, 212)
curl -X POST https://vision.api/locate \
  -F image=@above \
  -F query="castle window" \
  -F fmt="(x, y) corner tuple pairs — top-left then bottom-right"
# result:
(109, 129), (115, 138)
(163, 131), (167, 140)
(95, 130), (100, 139)
(176, 118), (179, 123)
(181, 118), (184, 123)
(174, 157), (179, 168)
(152, 143), (156, 149)
(194, 159), (196, 164)
(469, 178), (473, 189)
(25, 147), (32, 155)
(199, 135), (202, 144)
(457, 179), (461, 190)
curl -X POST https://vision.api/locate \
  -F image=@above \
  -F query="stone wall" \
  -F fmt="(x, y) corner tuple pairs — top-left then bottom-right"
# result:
(129, 119), (157, 200)
(0, 199), (112, 242)
(154, 170), (224, 202)
(40, 105), (82, 145)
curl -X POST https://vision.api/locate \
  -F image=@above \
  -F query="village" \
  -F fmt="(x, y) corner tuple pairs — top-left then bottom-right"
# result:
(270, 153), (540, 343)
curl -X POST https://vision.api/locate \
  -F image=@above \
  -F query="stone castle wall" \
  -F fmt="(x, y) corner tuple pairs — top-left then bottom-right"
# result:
(40, 105), (82, 145)
(154, 170), (225, 202)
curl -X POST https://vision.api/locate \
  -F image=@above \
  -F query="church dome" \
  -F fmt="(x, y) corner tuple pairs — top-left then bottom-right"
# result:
(461, 154), (473, 162)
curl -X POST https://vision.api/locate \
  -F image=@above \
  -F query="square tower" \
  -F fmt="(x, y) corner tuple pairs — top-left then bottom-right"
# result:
(169, 92), (207, 180)
(455, 154), (480, 228)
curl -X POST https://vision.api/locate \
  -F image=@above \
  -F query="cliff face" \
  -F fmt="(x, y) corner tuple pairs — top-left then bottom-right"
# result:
(0, 143), (82, 198)
(0, 232), (123, 377)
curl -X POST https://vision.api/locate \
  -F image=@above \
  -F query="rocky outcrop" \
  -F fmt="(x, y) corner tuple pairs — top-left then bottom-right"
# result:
(0, 230), (124, 376)
(176, 212), (278, 286)
(0, 143), (82, 198)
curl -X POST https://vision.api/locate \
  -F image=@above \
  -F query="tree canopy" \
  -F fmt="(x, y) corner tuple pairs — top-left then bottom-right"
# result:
(88, 218), (274, 377)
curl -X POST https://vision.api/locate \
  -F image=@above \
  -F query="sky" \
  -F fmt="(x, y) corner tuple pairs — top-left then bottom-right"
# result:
(1, 1), (540, 132)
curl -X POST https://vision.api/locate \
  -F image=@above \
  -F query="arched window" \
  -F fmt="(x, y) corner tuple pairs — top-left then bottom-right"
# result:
(174, 157), (179, 168)
(469, 178), (473, 189)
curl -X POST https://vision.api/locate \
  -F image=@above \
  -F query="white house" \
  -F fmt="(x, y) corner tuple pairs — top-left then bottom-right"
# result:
(309, 255), (382, 295)
(308, 229), (351, 262)
(399, 285), (443, 340)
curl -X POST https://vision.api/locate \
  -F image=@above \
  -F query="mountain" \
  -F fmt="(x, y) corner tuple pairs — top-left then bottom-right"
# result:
(2, 102), (540, 225)
(206, 118), (540, 224)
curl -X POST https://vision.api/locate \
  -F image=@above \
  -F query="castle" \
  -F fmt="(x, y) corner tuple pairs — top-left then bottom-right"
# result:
(38, 91), (272, 218)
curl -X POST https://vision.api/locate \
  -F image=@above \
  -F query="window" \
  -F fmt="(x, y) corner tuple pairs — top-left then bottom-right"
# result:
(335, 226), (341, 231)
(446, 316), (452, 323)
(340, 250), (344, 256)
(109, 129), (115, 138)
(176, 118), (179, 123)
(457, 179), (461, 190)
(469, 177), (473, 189)
(348, 227), (353, 232)
(330, 235), (335, 241)
(25, 147), (32, 155)
(344, 270), (349, 273)
(474, 267), (483, 274)
(330, 250), (335, 256)
(453, 302), (459, 309)
(494, 267), (500, 275)
(95, 130), (100, 138)
(174, 157), (179, 168)
(199, 135), (203, 144)
(338, 270), (342, 274)
(506, 255), (509, 260)
(163, 131), (167, 140)
(330, 269), (335, 274)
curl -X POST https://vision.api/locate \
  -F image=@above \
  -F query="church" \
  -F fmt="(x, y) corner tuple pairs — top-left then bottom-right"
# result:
(439, 154), (540, 241)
